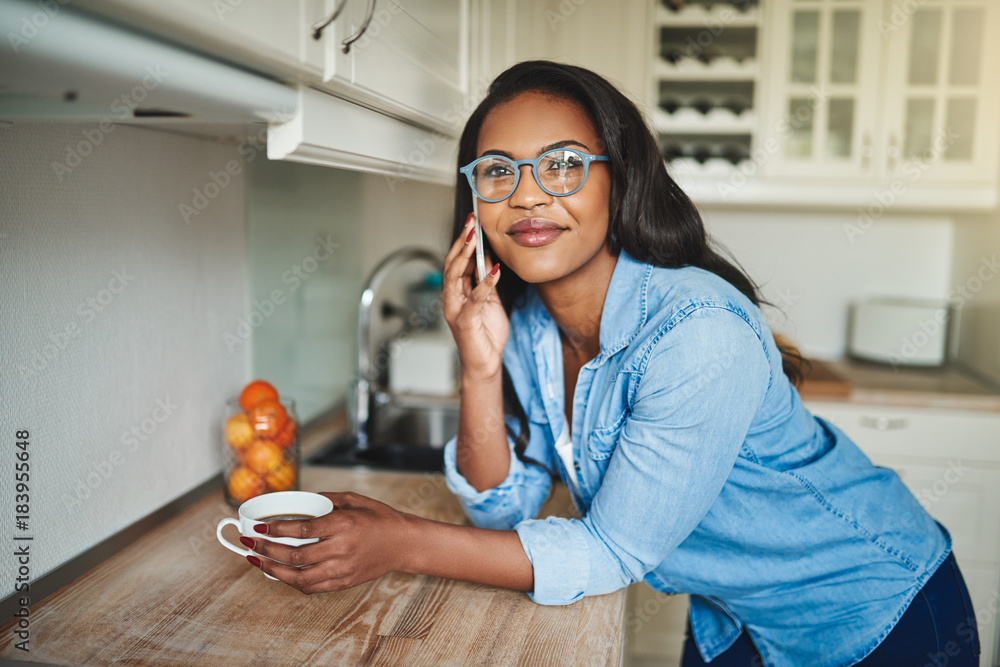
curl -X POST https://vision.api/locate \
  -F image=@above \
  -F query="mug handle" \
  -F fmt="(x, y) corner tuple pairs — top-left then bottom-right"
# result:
(216, 518), (251, 557)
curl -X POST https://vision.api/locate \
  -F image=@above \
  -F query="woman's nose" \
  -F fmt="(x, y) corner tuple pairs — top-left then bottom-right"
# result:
(507, 164), (553, 208)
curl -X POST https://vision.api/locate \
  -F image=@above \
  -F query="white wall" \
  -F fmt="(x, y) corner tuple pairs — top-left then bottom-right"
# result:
(951, 215), (1000, 385)
(0, 123), (247, 599)
(701, 208), (955, 358)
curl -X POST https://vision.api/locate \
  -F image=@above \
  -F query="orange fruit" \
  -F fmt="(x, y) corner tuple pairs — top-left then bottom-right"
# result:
(244, 440), (285, 477)
(248, 399), (288, 439)
(272, 417), (297, 450)
(265, 460), (296, 492)
(224, 413), (255, 452)
(239, 380), (279, 412)
(227, 466), (266, 503)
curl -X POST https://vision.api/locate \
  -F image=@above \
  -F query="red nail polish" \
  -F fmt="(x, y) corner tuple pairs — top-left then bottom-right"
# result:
(247, 555), (262, 568)
(465, 212), (475, 225)
(490, 262), (499, 276)
(239, 536), (255, 549)
(253, 523), (268, 534)
(465, 227), (475, 243)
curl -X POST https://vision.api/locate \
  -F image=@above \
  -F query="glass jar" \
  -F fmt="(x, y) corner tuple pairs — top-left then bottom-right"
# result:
(221, 397), (299, 509)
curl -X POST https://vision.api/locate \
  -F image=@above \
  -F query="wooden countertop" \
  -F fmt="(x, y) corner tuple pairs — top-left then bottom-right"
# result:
(0, 468), (625, 666)
(795, 357), (1000, 413)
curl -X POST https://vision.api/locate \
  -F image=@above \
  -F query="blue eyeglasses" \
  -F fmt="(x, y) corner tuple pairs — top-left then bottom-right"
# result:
(459, 148), (610, 202)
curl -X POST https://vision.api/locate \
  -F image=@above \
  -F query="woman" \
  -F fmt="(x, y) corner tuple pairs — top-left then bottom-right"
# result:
(244, 61), (980, 666)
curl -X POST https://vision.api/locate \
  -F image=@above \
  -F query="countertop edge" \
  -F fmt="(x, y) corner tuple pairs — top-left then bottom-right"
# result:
(0, 474), (221, 621)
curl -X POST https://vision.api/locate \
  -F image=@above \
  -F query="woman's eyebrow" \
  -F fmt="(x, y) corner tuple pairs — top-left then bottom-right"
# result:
(477, 139), (592, 159)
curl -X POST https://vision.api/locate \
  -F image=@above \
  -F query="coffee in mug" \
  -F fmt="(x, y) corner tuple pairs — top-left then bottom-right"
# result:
(216, 491), (333, 580)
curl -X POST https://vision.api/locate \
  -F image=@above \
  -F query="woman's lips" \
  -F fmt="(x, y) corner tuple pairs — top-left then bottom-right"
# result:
(507, 219), (566, 247)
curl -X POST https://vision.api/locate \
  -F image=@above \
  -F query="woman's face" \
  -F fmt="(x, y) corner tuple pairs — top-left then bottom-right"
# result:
(474, 91), (612, 285)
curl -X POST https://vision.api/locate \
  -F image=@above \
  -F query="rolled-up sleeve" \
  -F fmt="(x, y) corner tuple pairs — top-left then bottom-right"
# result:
(443, 418), (552, 530)
(514, 306), (771, 605)
(444, 322), (555, 530)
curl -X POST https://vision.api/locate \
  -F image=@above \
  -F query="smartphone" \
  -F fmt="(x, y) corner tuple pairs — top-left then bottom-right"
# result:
(472, 195), (486, 283)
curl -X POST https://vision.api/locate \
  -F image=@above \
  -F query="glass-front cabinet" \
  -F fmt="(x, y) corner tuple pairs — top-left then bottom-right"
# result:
(765, 0), (883, 179)
(765, 0), (999, 194)
(880, 0), (999, 186)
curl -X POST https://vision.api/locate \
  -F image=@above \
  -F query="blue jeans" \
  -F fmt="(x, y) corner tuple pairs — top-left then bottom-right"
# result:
(681, 552), (981, 666)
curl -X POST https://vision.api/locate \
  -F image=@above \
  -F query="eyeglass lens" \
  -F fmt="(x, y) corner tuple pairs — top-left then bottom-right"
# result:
(472, 150), (588, 200)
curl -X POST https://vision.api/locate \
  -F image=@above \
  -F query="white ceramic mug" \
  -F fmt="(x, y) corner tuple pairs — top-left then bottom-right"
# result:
(216, 491), (334, 580)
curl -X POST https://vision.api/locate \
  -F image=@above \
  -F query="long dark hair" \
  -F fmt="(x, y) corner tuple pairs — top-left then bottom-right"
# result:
(451, 60), (808, 470)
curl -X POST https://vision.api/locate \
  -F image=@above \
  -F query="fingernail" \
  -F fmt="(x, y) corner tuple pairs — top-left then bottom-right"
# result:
(465, 227), (475, 244)
(239, 536), (255, 549)
(490, 262), (499, 276)
(465, 212), (475, 226)
(247, 555), (262, 568)
(253, 523), (268, 534)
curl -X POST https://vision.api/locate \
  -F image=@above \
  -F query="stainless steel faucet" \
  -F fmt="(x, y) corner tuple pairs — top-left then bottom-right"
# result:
(353, 246), (443, 450)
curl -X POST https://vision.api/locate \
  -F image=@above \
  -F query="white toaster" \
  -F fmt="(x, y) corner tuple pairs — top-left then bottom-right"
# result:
(387, 331), (459, 396)
(849, 297), (950, 367)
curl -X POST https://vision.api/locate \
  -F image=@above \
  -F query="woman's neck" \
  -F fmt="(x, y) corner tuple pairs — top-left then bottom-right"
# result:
(535, 246), (619, 362)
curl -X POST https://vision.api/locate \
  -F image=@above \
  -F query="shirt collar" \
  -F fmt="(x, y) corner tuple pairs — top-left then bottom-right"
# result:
(519, 249), (652, 367)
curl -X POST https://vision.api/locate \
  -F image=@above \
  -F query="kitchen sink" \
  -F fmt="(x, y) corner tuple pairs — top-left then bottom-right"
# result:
(308, 434), (446, 472)
(369, 400), (459, 448)
(308, 399), (459, 473)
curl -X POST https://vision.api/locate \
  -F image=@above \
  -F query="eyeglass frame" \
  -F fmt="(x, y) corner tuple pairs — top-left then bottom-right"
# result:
(459, 148), (610, 203)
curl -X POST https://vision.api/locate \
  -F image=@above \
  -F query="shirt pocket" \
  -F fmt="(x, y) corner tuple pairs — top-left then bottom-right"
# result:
(587, 415), (626, 460)
(585, 372), (633, 460)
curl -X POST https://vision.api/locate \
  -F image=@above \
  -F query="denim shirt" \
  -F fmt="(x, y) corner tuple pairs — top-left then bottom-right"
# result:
(443, 250), (950, 667)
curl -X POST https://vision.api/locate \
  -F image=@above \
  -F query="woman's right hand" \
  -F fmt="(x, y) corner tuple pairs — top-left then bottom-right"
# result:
(442, 213), (509, 382)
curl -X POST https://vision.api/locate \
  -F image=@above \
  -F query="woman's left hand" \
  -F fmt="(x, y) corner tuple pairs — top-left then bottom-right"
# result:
(244, 492), (412, 594)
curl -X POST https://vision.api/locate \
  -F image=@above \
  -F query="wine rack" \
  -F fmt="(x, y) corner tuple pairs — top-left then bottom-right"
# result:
(651, 0), (761, 172)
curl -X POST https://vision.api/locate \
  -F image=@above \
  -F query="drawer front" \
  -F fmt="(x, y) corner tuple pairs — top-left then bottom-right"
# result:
(805, 401), (1000, 462)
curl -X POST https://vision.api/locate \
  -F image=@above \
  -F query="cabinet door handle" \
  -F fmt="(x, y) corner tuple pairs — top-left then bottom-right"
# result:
(341, 0), (377, 54)
(860, 132), (872, 170)
(312, 0), (350, 40)
(859, 415), (909, 431)
(886, 134), (899, 172)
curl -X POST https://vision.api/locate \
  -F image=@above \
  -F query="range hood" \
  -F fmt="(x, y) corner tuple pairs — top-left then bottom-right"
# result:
(0, 0), (296, 125)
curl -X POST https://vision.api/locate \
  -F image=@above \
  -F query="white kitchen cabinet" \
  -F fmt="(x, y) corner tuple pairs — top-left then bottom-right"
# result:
(763, 0), (999, 194)
(879, 0), (1000, 187)
(83, 0), (473, 134)
(72, 0), (470, 181)
(806, 400), (1000, 667)
(267, 85), (458, 184)
(764, 0), (884, 179)
(308, 0), (471, 135)
(639, 0), (1000, 209)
